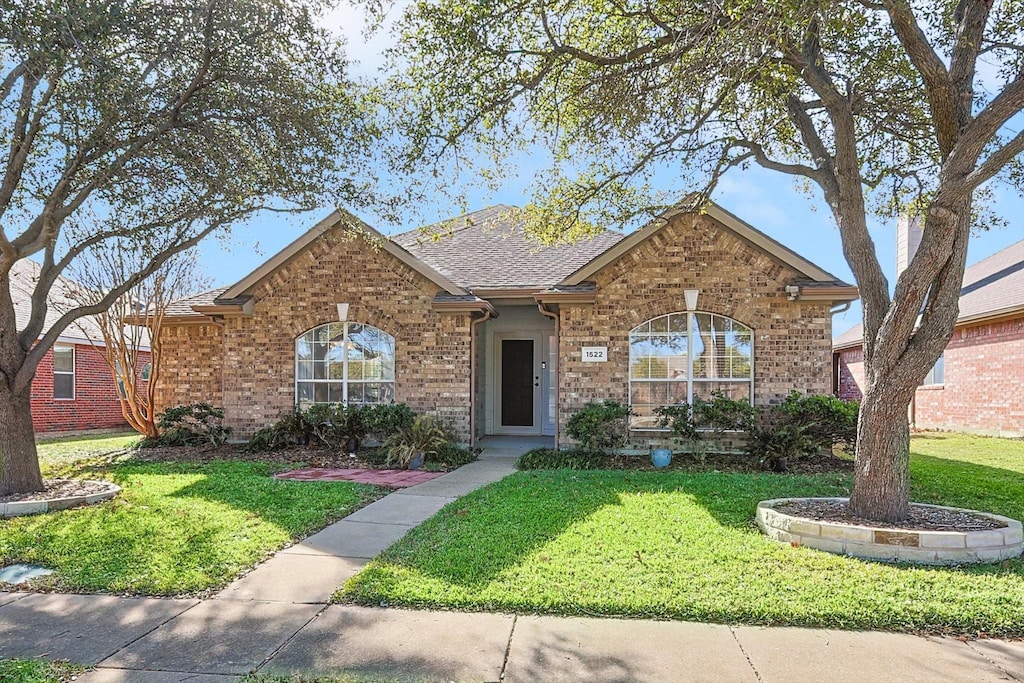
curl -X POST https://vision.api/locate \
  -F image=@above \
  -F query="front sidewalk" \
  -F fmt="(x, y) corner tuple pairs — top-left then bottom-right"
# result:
(1, 447), (1022, 682)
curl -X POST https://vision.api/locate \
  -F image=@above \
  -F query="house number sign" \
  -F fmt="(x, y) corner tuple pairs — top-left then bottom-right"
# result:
(582, 346), (608, 362)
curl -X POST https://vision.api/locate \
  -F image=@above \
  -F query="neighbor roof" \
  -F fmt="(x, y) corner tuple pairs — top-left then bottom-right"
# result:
(833, 240), (1024, 350)
(391, 205), (626, 289)
(10, 259), (105, 345)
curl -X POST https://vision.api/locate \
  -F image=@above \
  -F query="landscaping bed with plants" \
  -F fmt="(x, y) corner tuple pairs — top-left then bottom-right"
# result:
(138, 402), (477, 472)
(339, 432), (1024, 637)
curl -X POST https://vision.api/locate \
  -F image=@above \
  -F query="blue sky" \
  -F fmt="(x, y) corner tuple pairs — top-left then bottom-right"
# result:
(194, 6), (1024, 339)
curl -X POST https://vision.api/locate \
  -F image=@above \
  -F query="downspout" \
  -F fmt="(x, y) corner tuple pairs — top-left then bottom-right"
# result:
(469, 308), (494, 448)
(828, 302), (852, 396)
(537, 302), (560, 450)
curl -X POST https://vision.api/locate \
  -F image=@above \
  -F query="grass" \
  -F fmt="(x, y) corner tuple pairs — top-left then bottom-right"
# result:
(2, 435), (383, 595)
(0, 659), (82, 683)
(340, 432), (1024, 637)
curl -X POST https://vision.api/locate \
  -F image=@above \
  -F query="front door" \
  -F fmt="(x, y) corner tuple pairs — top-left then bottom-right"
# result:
(497, 335), (542, 434)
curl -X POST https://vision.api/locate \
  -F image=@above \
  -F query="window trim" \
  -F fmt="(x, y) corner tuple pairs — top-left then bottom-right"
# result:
(628, 311), (754, 430)
(294, 322), (396, 408)
(920, 352), (945, 387)
(53, 345), (76, 401)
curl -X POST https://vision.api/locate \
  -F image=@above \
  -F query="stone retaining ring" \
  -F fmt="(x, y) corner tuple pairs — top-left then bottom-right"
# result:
(0, 481), (121, 518)
(756, 497), (1024, 565)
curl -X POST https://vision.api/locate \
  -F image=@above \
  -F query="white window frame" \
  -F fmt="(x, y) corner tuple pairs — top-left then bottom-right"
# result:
(53, 345), (76, 401)
(628, 311), (754, 429)
(295, 322), (395, 408)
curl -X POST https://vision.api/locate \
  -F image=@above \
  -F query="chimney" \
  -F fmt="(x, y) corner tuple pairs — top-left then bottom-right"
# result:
(896, 214), (923, 276)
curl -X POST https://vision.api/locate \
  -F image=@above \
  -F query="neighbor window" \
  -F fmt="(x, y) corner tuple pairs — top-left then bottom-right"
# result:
(921, 353), (944, 386)
(629, 312), (753, 428)
(295, 322), (395, 409)
(53, 346), (75, 400)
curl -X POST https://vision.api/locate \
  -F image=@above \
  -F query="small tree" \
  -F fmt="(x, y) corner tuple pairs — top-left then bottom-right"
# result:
(75, 251), (210, 438)
(371, 0), (1024, 522)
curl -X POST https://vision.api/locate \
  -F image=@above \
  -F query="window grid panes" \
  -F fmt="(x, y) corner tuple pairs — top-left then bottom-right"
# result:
(629, 312), (753, 428)
(53, 346), (75, 400)
(296, 323), (395, 409)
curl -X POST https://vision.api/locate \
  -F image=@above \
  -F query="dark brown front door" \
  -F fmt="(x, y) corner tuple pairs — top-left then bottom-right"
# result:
(501, 339), (534, 427)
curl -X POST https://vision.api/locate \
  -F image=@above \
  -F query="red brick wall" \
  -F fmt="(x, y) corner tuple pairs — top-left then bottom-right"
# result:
(833, 316), (1024, 436)
(31, 343), (151, 434)
(835, 346), (864, 401)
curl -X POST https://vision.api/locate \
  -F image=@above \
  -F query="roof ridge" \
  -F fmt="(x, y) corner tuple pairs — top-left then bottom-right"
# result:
(391, 204), (520, 242)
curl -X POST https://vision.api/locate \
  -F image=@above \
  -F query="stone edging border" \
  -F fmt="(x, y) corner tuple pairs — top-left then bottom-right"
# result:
(757, 497), (1024, 565)
(0, 481), (121, 518)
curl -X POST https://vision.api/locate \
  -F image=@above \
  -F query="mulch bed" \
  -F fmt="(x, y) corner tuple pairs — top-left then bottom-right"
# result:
(276, 468), (444, 488)
(0, 478), (112, 504)
(601, 452), (855, 475)
(775, 499), (1007, 532)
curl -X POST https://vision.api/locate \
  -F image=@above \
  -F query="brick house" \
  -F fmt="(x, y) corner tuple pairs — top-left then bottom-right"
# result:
(12, 259), (151, 435)
(834, 236), (1024, 437)
(157, 202), (857, 445)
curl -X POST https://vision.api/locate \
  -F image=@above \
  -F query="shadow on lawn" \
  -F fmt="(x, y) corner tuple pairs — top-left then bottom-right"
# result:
(380, 469), (851, 590)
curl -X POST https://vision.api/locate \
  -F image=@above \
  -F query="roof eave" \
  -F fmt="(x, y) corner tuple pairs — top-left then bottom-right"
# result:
(430, 299), (499, 317)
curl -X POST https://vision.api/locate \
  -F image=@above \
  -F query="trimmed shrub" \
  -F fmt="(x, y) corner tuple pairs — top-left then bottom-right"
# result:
(566, 400), (633, 452)
(433, 442), (478, 468)
(516, 448), (609, 470)
(364, 403), (416, 442)
(153, 403), (231, 447)
(780, 391), (858, 451)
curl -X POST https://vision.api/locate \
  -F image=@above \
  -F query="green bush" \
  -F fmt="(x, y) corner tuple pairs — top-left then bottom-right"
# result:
(516, 448), (609, 470)
(304, 403), (368, 449)
(364, 403), (416, 441)
(153, 403), (231, 447)
(566, 400), (633, 452)
(433, 442), (478, 468)
(744, 405), (819, 467)
(656, 394), (755, 462)
(780, 391), (858, 451)
(244, 411), (314, 452)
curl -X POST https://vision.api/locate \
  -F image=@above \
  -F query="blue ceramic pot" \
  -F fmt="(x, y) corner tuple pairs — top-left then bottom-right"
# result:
(651, 448), (672, 469)
(408, 454), (424, 470)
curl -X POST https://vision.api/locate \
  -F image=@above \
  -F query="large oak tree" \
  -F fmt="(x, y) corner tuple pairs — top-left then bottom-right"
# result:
(0, 0), (376, 495)
(370, 0), (1024, 522)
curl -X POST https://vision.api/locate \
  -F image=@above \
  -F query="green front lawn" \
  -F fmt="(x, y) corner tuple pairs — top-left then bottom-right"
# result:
(2, 436), (383, 595)
(0, 659), (82, 683)
(340, 432), (1024, 637)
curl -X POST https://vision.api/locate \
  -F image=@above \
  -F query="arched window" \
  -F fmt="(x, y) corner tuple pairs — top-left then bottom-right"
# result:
(296, 322), (395, 409)
(629, 312), (753, 428)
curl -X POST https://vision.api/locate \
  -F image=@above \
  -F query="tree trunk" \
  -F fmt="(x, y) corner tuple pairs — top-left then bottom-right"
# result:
(848, 381), (912, 522)
(0, 383), (44, 496)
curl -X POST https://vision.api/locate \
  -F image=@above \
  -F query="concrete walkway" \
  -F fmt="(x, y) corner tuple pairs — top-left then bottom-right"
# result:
(2, 447), (1023, 682)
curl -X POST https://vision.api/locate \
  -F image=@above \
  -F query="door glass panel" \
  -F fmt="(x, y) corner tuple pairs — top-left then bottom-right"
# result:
(501, 339), (534, 427)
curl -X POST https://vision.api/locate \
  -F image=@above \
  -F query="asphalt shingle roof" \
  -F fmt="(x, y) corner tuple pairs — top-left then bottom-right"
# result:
(833, 240), (1024, 349)
(10, 259), (105, 342)
(390, 205), (626, 289)
(165, 287), (230, 317)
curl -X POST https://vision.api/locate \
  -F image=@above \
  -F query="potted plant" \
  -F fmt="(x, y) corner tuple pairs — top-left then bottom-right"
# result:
(383, 414), (448, 469)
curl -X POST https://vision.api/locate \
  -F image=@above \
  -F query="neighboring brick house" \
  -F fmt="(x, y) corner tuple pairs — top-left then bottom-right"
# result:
(157, 202), (857, 445)
(11, 259), (150, 435)
(834, 238), (1024, 437)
